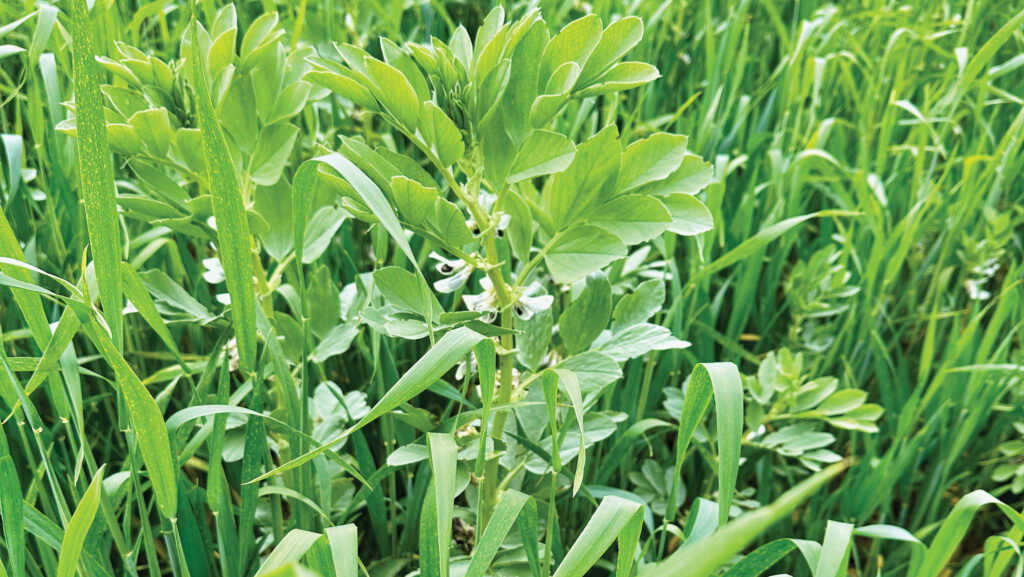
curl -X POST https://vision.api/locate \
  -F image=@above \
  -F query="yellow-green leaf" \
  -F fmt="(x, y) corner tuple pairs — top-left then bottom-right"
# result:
(190, 6), (257, 374)
(70, 0), (123, 351)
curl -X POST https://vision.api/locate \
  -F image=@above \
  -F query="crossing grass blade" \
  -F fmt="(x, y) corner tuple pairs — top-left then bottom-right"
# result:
(639, 460), (850, 577)
(292, 153), (420, 271)
(69, 0), (123, 351)
(76, 310), (178, 519)
(687, 210), (858, 287)
(189, 2), (257, 374)
(952, 9), (1024, 104)
(0, 343), (74, 533)
(20, 309), (79, 399)
(251, 327), (485, 482)
(1, 200), (71, 418)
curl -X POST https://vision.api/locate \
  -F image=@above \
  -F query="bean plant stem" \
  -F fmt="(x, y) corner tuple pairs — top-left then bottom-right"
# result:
(464, 163), (517, 533)
(394, 124), (520, 536)
(543, 470), (558, 577)
(634, 350), (658, 421)
(480, 309), (515, 532)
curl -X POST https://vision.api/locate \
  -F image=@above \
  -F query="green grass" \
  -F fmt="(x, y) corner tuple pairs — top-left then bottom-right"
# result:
(0, 1), (1022, 576)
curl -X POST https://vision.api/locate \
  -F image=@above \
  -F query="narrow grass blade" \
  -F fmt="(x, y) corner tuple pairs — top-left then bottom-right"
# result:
(427, 433), (457, 577)
(239, 370), (268, 568)
(814, 521), (853, 577)
(255, 563), (320, 577)
(254, 530), (324, 577)
(420, 480), (441, 577)
(258, 486), (331, 522)
(167, 404), (291, 436)
(0, 208), (51, 348)
(852, 525), (924, 575)
(705, 363), (742, 528)
(209, 354), (239, 577)
(27, 4), (57, 66)
(0, 135), (21, 197)
(325, 525), (358, 577)
(292, 153), (417, 269)
(595, 419), (672, 484)
(0, 12), (35, 41)
(542, 370), (562, 474)
(207, 354), (231, 516)
(473, 339), (496, 477)
(56, 465), (105, 577)
(519, 495), (542, 577)
(960, 10), (1024, 94)
(915, 490), (1024, 577)
(0, 428), (25, 577)
(551, 496), (644, 577)
(666, 368), (712, 527)
(22, 309), (80, 398)
(22, 502), (62, 552)
(466, 490), (531, 577)
(189, 5), (256, 374)
(667, 363), (742, 527)
(121, 262), (181, 357)
(70, 0), (123, 351)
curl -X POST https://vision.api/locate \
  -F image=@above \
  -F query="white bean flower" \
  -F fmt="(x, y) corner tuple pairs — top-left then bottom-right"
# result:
(455, 352), (478, 381)
(463, 278), (554, 323)
(430, 252), (474, 293)
(202, 257), (225, 284)
(494, 211), (511, 237)
(512, 291), (553, 321)
(201, 254), (232, 304)
(463, 276), (499, 323)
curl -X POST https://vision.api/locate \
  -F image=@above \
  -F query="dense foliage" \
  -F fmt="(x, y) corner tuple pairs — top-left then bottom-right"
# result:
(0, 1), (1022, 576)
